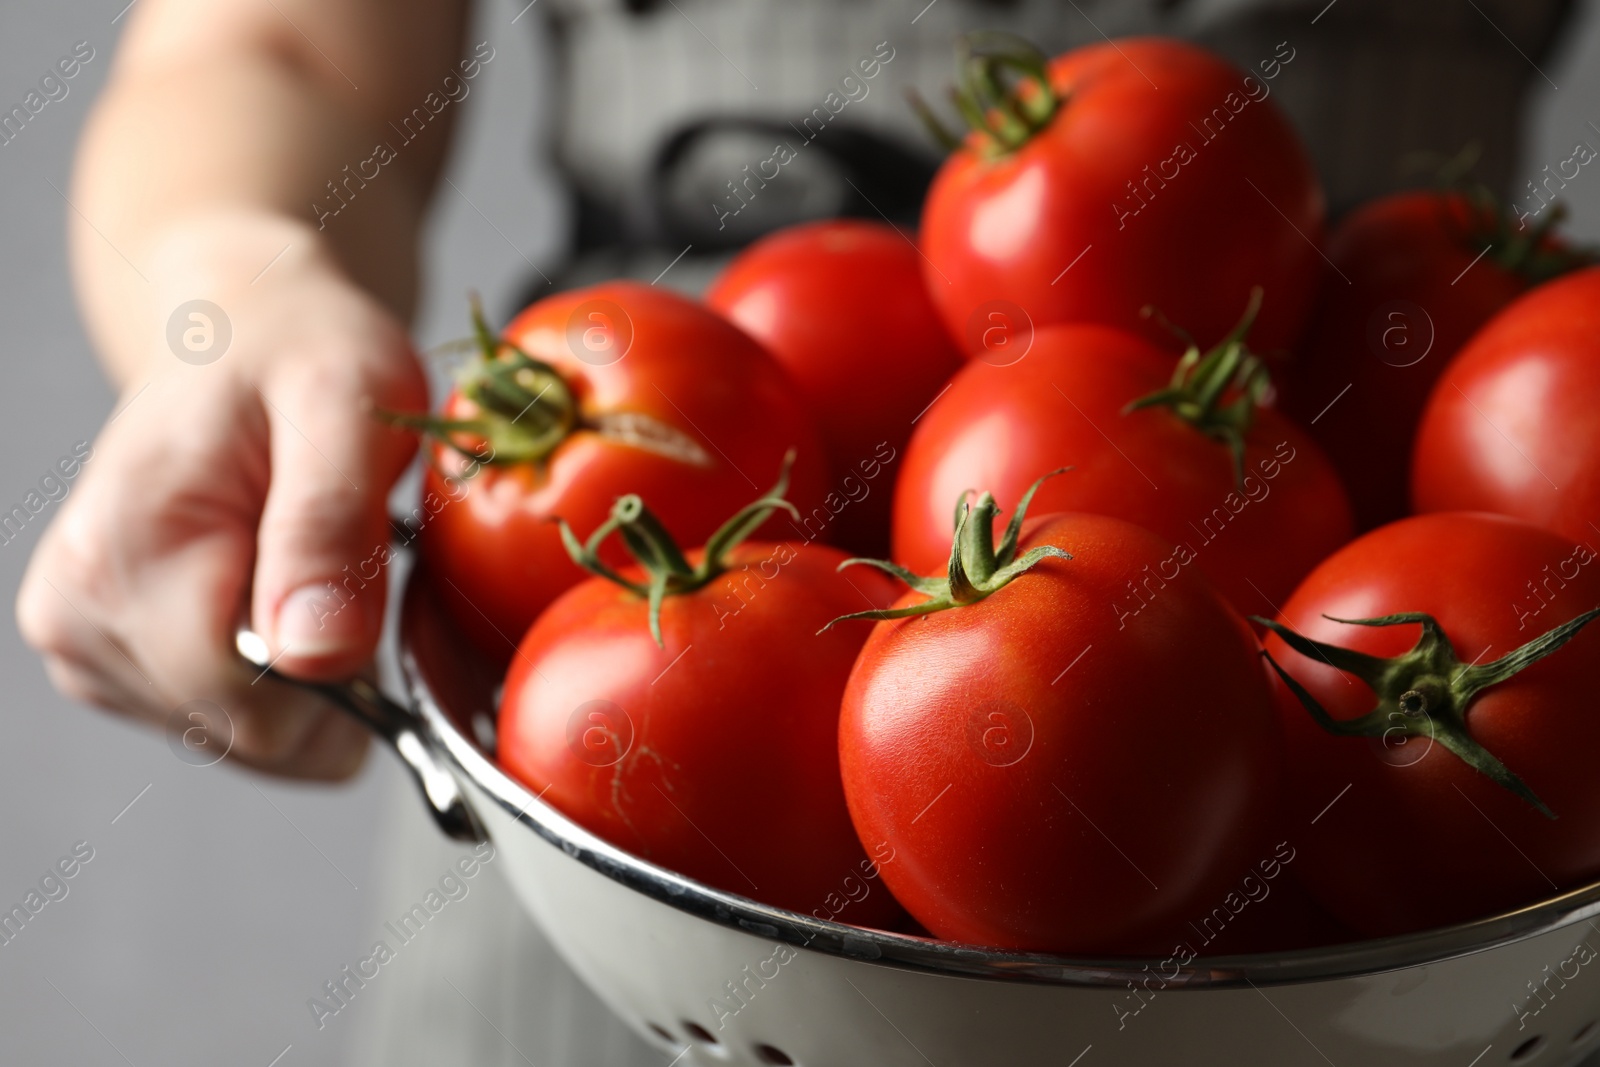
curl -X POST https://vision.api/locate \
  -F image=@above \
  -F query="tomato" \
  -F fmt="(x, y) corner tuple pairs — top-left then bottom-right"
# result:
(837, 478), (1281, 952)
(1284, 189), (1589, 531)
(409, 282), (828, 659)
(892, 314), (1352, 616)
(919, 35), (1322, 357)
(496, 467), (903, 926)
(706, 220), (965, 555)
(1190, 866), (1353, 956)
(1412, 266), (1600, 544)
(1257, 512), (1600, 937)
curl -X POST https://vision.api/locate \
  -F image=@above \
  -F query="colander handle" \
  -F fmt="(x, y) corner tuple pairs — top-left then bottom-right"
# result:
(234, 626), (487, 844)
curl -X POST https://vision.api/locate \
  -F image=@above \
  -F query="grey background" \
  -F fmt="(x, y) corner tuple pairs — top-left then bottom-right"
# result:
(0, 0), (1598, 1065)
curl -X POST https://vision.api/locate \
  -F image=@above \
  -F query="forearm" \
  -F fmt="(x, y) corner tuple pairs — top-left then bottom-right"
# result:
(71, 0), (468, 386)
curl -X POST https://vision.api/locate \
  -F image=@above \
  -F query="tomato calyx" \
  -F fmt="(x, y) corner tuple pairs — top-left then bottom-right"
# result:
(910, 32), (1060, 158)
(1424, 146), (1596, 286)
(1446, 189), (1595, 288)
(1126, 288), (1268, 489)
(821, 469), (1072, 631)
(556, 452), (800, 647)
(1254, 606), (1600, 818)
(376, 299), (578, 464)
(380, 300), (713, 470)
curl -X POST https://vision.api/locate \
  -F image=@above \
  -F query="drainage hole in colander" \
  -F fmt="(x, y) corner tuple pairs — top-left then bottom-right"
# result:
(1510, 1035), (1545, 1061)
(647, 1023), (674, 1044)
(682, 1021), (719, 1045)
(754, 1044), (795, 1065)
(1575, 1021), (1598, 1045)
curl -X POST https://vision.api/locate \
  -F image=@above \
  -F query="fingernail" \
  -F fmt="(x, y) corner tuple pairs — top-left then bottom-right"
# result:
(275, 582), (374, 659)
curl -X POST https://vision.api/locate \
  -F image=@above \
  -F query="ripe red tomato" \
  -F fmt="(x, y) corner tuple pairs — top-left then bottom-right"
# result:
(706, 220), (965, 555)
(1285, 190), (1588, 531)
(1257, 512), (1600, 937)
(892, 319), (1352, 615)
(1191, 865), (1353, 956)
(411, 282), (827, 659)
(1412, 266), (1600, 544)
(920, 36), (1323, 357)
(838, 486), (1281, 952)
(497, 479), (903, 926)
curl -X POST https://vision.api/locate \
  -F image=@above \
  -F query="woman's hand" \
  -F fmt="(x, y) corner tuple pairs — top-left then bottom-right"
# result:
(18, 0), (467, 777)
(18, 216), (427, 778)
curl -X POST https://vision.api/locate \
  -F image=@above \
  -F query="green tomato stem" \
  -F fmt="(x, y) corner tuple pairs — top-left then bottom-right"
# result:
(1253, 606), (1600, 819)
(1124, 287), (1269, 491)
(557, 452), (801, 647)
(376, 297), (579, 466)
(913, 32), (1062, 159)
(1426, 153), (1597, 285)
(820, 468), (1073, 632)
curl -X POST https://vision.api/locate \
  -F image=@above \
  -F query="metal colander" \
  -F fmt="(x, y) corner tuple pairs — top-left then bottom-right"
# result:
(239, 566), (1600, 1067)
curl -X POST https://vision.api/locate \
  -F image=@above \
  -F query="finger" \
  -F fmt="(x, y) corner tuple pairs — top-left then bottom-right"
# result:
(19, 377), (375, 780)
(133, 523), (370, 772)
(17, 466), (174, 723)
(262, 703), (372, 781)
(39, 653), (152, 720)
(251, 329), (426, 681)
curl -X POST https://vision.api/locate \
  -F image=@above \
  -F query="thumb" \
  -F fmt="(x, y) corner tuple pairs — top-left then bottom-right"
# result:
(251, 353), (425, 680)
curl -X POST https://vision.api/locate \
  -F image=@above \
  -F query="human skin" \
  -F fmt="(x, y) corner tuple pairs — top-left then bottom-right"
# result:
(16, 0), (470, 777)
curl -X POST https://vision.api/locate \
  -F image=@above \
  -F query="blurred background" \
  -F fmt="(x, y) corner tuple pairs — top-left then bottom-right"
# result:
(1, 0), (1598, 1063)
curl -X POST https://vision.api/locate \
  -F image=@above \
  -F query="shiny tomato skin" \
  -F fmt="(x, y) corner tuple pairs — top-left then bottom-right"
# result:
(1262, 513), (1600, 937)
(921, 38), (1323, 357)
(706, 220), (965, 555)
(840, 512), (1281, 953)
(1285, 192), (1531, 531)
(1192, 865), (1354, 956)
(420, 281), (828, 658)
(497, 540), (904, 927)
(892, 323), (1352, 616)
(1412, 267), (1600, 544)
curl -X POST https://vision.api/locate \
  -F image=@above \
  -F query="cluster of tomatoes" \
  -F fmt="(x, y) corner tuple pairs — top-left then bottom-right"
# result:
(398, 34), (1600, 954)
